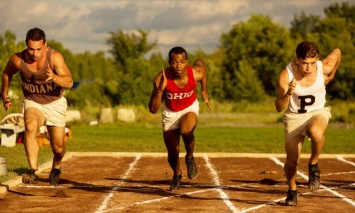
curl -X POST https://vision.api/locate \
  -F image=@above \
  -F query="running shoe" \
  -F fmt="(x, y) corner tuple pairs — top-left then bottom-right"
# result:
(22, 169), (39, 183)
(49, 168), (62, 186)
(185, 156), (198, 179)
(169, 173), (182, 191)
(285, 189), (297, 206)
(308, 163), (320, 192)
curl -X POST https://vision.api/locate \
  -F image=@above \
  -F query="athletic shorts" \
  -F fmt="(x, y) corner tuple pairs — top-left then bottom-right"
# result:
(283, 107), (331, 143)
(162, 99), (199, 132)
(23, 96), (67, 127)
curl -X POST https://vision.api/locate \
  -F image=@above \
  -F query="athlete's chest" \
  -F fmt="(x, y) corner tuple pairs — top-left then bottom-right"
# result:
(25, 54), (47, 72)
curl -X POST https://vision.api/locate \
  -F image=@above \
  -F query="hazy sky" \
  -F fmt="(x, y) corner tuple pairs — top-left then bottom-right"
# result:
(0, 0), (349, 56)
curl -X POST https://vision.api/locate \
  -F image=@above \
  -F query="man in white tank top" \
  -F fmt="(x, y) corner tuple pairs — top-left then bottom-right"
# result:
(275, 41), (341, 206)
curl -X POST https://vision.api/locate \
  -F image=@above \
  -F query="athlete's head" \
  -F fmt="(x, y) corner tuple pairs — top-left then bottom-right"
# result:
(296, 41), (320, 60)
(168, 47), (188, 77)
(168, 46), (188, 61)
(25, 28), (47, 61)
(295, 41), (320, 76)
(26, 28), (46, 44)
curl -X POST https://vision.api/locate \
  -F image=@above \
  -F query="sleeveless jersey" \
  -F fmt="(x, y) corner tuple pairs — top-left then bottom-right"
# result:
(19, 47), (63, 104)
(287, 60), (326, 113)
(164, 66), (197, 111)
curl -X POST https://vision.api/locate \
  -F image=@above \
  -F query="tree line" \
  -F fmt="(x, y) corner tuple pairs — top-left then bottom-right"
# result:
(0, 2), (354, 111)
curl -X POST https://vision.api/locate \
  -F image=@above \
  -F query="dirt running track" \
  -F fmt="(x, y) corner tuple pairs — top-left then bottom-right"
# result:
(0, 152), (354, 213)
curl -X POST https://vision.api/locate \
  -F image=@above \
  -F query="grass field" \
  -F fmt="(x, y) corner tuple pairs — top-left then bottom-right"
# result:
(1, 115), (354, 184)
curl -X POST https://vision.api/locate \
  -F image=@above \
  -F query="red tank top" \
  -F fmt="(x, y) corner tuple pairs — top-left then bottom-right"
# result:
(19, 47), (63, 104)
(164, 66), (197, 111)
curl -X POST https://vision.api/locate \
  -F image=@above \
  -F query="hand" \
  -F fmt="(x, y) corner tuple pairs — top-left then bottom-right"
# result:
(46, 64), (56, 83)
(287, 78), (297, 96)
(2, 95), (11, 110)
(202, 90), (212, 110)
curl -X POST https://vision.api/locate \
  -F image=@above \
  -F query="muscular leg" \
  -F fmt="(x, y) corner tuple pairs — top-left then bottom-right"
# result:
(307, 115), (328, 164)
(284, 135), (304, 190)
(180, 112), (197, 159)
(47, 126), (66, 169)
(24, 108), (46, 170)
(163, 129), (182, 175)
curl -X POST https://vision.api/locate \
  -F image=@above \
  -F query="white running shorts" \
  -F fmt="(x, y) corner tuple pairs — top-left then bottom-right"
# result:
(162, 99), (199, 132)
(23, 96), (67, 127)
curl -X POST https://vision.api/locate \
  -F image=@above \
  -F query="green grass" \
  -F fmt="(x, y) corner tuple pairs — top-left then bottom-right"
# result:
(1, 121), (354, 184)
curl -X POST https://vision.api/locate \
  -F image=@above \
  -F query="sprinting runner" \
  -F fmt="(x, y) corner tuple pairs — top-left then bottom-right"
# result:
(1, 27), (73, 186)
(148, 46), (211, 190)
(275, 40), (341, 205)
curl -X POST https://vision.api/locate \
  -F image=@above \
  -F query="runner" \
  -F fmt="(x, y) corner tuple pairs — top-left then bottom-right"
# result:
(148, 46), (211, 190)
(1, 27), (73, 186)
(275, 40), (341, 205)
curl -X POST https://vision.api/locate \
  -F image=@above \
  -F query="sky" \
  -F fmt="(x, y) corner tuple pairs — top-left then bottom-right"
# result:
(0, 0), (350, 56)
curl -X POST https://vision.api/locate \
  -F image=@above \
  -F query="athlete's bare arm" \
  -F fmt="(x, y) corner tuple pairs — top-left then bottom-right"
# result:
(322, 48), (341, 85)
(275, 69), (296, 112)
(48, 50), (73, 89)
(1, 53), (21, 109)
(148, 70), (166, 114)
(193, 59), (211, 109)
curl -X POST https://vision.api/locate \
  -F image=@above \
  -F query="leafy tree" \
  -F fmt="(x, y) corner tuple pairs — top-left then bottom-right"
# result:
(106, 29), (157, 105)
(107, 29), (156, 68)
(290, 12), (321, 40)
(220, 14), (294, 100)
(233, 58), (265, 102)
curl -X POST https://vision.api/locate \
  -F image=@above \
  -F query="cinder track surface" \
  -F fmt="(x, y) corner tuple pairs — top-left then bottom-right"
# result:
(1, 152), (354, 213)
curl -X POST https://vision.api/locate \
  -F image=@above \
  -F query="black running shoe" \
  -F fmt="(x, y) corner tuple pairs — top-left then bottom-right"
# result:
(308, 163), (320, 193)
(49, 168), (61, 186)
(169, 173), (182, 191)
(285, 189), (297, 206)
(185, 156), (198, 179)
(22, 169), (39, 184)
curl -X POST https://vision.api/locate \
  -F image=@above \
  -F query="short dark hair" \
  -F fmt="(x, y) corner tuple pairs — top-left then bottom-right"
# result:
(26, 28), (46, 44)
(168, 46), (187, 61)
(296, 40), (320, 60)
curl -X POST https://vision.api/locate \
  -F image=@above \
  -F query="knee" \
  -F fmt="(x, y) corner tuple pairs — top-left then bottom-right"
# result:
(180, 125), (195, 137)
(308, 130), (325, 143)
(25, 123), (38, 137)
(52, 142), (65, 155)
(285, 160), (298, 170)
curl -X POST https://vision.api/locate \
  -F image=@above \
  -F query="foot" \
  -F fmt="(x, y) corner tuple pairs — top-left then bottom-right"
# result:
(185, 156), (198, 179)
(308, 163), (320, 193)
(169, 173), (182, 191)
(22, 169), (39, 184)
(49, 168), (62, 186)
(285, 189), (297, 206)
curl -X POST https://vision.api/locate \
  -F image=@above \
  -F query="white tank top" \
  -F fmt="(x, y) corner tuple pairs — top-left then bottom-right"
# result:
(287, 60), (326, 113)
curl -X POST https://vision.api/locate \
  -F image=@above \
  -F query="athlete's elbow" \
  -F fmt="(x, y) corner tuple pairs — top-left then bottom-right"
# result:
(275, 102), (283, 113)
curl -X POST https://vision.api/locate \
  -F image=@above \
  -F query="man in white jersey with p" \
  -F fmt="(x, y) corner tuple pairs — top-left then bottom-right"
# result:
(275, 41), (341, 206)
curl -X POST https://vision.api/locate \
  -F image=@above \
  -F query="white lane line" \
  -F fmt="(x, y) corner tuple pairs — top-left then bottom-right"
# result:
(95, 155), (141, 213)
(203, 154), (239, 213)
(101, 188), (217, 212)
(337, 155), (355, 167)
(321, 171), (355, 176)
(270, 157), (355, 207)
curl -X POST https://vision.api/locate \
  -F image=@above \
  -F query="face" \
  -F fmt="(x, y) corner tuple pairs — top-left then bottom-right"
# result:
(26, 39), (46, 61)
(296, 56), (318, 76)
(168, 53), (188, 77)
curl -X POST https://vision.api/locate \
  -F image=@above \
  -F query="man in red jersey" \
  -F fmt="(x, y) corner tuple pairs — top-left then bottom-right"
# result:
(2, 28), (73, 186)
(149, 46), (211, 191)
